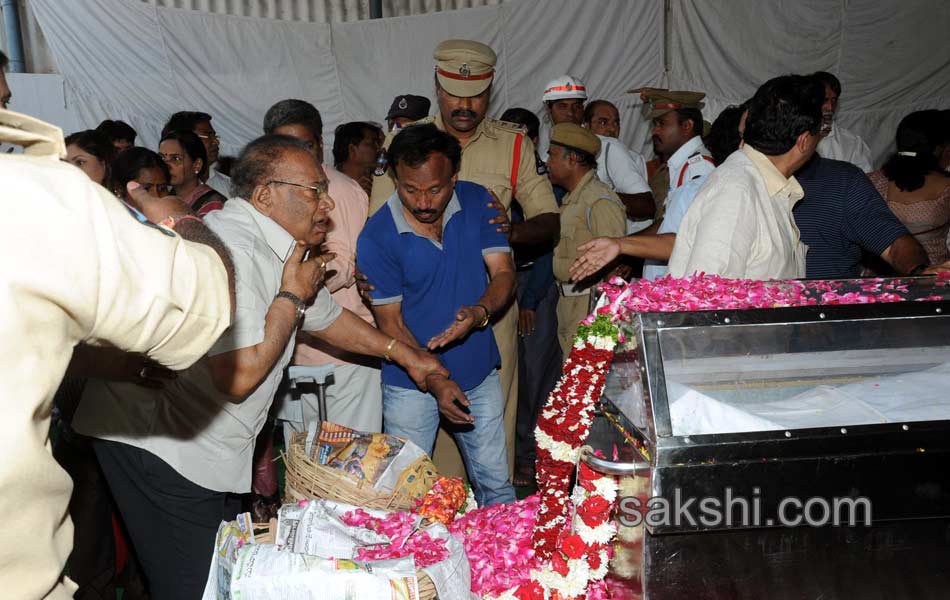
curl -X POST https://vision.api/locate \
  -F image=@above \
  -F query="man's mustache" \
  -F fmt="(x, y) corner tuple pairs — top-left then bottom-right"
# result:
(452, 109), (477, 119)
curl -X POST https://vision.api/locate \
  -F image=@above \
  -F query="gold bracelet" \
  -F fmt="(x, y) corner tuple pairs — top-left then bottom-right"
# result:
(383, 338), (398, 362)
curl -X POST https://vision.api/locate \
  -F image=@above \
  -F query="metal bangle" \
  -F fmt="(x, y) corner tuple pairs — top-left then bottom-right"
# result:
(383, 338), (398, 362)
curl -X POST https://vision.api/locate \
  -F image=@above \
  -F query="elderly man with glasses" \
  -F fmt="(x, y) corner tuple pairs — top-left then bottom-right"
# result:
(73, 134), (449, 599)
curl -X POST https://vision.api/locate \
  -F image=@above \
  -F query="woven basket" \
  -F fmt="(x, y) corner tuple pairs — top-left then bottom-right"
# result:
(281, 432), (439, 511)
(252, 521), (437, 600)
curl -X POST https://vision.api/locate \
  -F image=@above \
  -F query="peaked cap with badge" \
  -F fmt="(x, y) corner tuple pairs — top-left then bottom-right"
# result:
(643, 90), (706, 119)
(434, 39), (497, 98)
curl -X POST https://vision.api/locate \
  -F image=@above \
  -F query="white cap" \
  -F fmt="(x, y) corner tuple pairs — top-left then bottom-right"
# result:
(542, 75), (588, 102)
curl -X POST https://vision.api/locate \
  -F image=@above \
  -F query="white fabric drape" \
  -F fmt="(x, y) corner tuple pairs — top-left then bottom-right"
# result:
(28, 0), (950, 168)
(29, 0), (662, 157)
(669, 0), (950, 168)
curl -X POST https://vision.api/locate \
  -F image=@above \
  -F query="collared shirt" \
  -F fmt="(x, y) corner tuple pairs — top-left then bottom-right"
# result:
(206, 165), (232, 196)
(669, 145), (807, 280)
(594, 135), (653, 234)
(817, 125), (873, 173)
(369, 114), (559, 221)
(293, 165), (374, 367)
(665, 135), (716, 193)
(0, 109), (231, 600)
(74, 198), (341, 494)
(642, 172), (711, 280)
(794, 155), (909, 278)
(357, 181), (510, 391)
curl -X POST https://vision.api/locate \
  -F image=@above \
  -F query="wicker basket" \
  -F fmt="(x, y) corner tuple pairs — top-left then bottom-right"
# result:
(252, 521), (437, 599)
(281, 431), (439, 511)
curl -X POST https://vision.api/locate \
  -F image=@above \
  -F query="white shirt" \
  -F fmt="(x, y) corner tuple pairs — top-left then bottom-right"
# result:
(74, 198), (342, 494)
(669, 145), (807, 280)
(817, 124), (873, 173)
(666, 135), (716, 193)
(0, 110), (231, 600)
(206, 165), (231, 196)
(593, 135), (653, 234)
(642, 173), (710, 280)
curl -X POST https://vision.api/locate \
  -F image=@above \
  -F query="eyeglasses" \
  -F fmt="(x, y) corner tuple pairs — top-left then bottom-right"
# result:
(267, 179), (330, 198)
(195, 132), (220, 142)
(159, 153), (185, 164)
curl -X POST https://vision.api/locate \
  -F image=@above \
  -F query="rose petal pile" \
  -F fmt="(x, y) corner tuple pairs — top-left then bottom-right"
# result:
(448, 494), (540, 596)
(415, 476), (467, 525)
(340, 508), (448, 568)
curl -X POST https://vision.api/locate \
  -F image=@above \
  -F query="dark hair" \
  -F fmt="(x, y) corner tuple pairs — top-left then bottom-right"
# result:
(263, 99), (323, 140)
(936, 110), (950, 146)
(501, 107), (541, 141)
(0, 51), (8, 71)
(387, 123), (461, 177)
(812, 71), (841, 97)
(230, 134), (312, 199)
(64, 129), (115, 184)
(332, 121), (383, 166)
(705, 104), (747, 166)
(216, 155), (236, 177)
(160, 129), (209, 180)
(743, 75), (823, 156)
(583, 100), (617, 125)
(161, 111), (213, 139)
(674, 107), (704, 139)
(882, 110), (942, 192)
(111, 147), (170, 195)
(95, 119), (137, 145)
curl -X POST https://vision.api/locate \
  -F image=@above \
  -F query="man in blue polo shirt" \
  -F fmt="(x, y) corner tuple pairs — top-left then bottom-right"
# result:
(793, 153), (928, 278)
(357, 124), (517, 506)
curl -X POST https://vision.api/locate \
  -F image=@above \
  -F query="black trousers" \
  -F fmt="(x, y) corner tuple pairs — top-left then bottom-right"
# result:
(94, 440), (242, 600)
(515, 271), (563, 470)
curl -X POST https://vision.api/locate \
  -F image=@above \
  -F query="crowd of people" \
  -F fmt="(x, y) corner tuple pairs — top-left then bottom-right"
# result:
(2, 33), (950, 599)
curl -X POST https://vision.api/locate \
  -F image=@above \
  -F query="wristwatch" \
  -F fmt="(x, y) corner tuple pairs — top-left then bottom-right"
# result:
(276, 291), (307, 322)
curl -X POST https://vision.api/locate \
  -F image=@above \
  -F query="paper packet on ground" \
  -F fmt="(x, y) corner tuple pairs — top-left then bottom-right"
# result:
(202, 512), (258, 600)
(274, 499), (392, 556)
(230, 548), (419, 600)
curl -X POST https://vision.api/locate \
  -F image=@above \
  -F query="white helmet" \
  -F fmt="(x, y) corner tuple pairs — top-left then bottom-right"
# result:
(542, 75), (588, 102)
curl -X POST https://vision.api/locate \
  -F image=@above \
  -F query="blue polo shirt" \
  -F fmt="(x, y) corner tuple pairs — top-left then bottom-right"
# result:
(793, 155), (909, 278)
(356, 181), (510, 391)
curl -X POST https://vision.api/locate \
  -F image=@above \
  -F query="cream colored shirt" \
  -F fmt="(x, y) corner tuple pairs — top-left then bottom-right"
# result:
(0, 109), (231, 600)
(669, 145), (807, 280)
(74, 198), (342, 494)
(294, 165), (374, 367)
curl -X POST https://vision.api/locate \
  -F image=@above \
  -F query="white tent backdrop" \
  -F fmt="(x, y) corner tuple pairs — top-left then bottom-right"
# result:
(668, 0), (950, 166)
(29, 0), (662, 159)
(28, 0), (949, 168)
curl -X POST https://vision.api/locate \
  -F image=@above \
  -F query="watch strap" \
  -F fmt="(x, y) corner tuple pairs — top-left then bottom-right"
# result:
(276, 290), (306, 320)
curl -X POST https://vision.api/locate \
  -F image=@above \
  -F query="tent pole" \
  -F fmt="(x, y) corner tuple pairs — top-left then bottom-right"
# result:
(1, 0), (26, 72)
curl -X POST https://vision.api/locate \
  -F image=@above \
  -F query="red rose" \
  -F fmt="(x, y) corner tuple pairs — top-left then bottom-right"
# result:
(579, 462), (604, 482)
(577, 495), (613, 527)
(588, 549), (602, 570)
(559, 534), (586, 560)
(513, 581), (545, 600)
(552, 549), (570, 576)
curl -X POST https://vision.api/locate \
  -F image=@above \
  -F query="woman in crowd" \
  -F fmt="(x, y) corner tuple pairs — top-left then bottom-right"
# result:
(158, 130), (226, 215)
(112, 146), (173, 201)
(869, 110), (950, 265)
(65, 129), (114, 187)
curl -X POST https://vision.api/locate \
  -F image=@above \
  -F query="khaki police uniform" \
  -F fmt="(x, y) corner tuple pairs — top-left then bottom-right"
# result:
(550, 124), (627, 354)
(369, 41), (559, 479)
(553, 171), (626, 353)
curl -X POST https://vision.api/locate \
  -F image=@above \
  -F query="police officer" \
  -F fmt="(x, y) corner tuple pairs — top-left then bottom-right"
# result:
(385, 94), (431, 132)
(537, 74), (588, 160)
(644, 90), (715, 200)
(548, 123), (626, 354)
(369, 39), (560, 478)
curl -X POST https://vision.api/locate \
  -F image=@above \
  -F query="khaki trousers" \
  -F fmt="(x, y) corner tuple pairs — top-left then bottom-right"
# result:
(557, 294), (591, 357)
